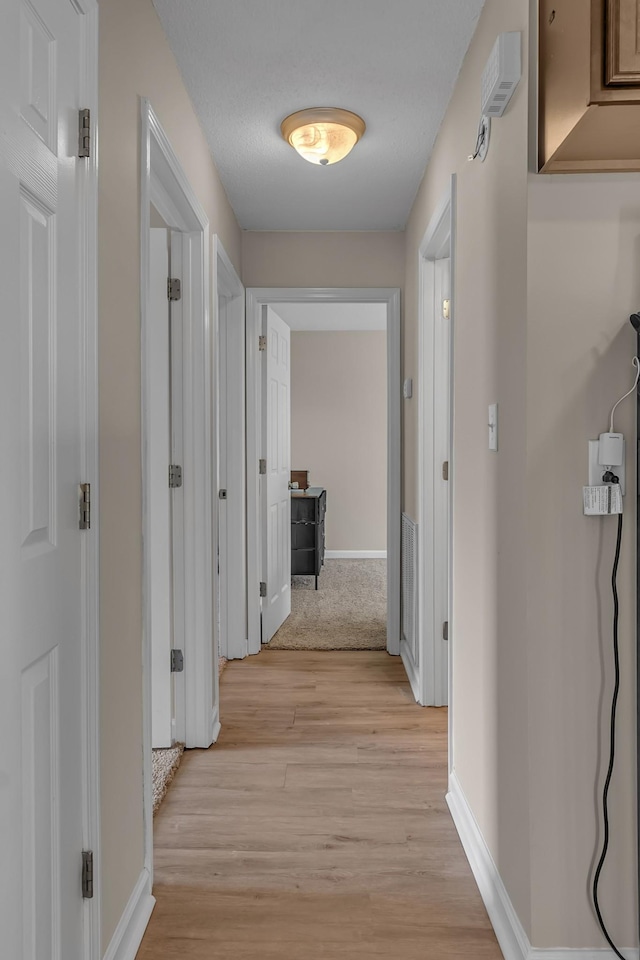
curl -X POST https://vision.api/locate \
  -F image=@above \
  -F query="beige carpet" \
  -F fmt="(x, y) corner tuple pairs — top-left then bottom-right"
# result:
(152, 743), (184, 815)
(269, 558), (387, 650)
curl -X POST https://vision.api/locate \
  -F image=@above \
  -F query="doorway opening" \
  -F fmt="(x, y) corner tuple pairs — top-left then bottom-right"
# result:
(265, 302), (388, 652)
(140, 101), (216, 893)
(246, 287), (401, 658)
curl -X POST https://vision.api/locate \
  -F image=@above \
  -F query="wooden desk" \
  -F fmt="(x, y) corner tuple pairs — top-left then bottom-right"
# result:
(291, 487), (326, 590)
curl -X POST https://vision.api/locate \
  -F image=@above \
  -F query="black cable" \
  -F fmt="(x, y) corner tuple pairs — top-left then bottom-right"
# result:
(592, 510), (625, 960)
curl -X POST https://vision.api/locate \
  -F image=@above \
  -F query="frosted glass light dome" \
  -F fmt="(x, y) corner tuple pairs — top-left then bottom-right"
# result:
(281, 108), (366, 166)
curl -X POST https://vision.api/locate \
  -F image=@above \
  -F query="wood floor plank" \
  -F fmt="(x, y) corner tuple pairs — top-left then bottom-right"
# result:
(137, 651), (502, 959)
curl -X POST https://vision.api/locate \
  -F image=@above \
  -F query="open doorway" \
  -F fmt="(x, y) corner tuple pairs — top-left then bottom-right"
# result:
(265, 301), (388, 652)
(246, 287), (401, 658)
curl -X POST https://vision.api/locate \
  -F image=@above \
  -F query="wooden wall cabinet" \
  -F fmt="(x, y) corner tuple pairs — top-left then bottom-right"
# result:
(539, 0), (640, 172)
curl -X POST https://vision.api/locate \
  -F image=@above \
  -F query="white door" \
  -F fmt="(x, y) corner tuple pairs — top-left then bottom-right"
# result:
(434, 258), (451, 706)
(261, 306), (291, 642)
(217, 293), (229, 657)
(217, 286), (248, 660)
(0, 0), (90, 956)
(149, 229), (174, 747)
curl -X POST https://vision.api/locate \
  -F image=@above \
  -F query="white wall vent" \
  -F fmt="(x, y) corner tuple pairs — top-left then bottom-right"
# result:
(401, 514), (418, 663)
(481, 32), (521, 117)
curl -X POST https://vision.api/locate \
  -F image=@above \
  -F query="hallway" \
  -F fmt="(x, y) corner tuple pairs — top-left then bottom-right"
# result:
(137, 651), (502, 959)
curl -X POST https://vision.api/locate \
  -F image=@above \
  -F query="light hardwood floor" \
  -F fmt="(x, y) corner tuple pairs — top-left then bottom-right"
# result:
(137, 651), (502, 959)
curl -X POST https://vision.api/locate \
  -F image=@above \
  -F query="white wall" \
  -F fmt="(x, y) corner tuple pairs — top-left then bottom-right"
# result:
(405, 0), (532, 933)
(98, 0), (241, 948)
(526, 173), (639, 947)
(242, 231), (405, 290)
(404, 0), (639, 948)
(290, 331), (387, 552)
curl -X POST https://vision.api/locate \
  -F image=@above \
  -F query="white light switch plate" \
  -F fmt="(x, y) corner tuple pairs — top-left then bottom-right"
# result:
(488, 403), (498, 451)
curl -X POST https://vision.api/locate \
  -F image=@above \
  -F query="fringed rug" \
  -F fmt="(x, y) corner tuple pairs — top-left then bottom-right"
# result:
(152, 743), (184, 815)
(269, 558), (387, 651)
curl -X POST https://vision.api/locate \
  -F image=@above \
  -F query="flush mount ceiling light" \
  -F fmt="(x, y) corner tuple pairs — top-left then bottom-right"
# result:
(280, 108), (366, 166)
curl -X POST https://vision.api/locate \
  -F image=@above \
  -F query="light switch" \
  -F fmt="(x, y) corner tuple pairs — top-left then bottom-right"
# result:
(488, 403), (498, 451)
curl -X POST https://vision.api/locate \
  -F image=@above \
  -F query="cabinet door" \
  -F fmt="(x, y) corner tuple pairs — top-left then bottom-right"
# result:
(605, 0), (640, 85)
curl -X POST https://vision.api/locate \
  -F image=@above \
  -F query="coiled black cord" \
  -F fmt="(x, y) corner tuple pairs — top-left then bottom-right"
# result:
(591, 511), (625, 960)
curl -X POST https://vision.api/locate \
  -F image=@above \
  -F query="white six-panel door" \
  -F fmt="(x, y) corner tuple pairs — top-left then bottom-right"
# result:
(261, 306), (291, 642)
(0, 0), (90, 956)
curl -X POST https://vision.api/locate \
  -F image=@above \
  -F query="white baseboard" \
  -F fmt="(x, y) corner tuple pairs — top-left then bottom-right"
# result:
(102, 868), (155, 960)
(399, 637), (420, 704)
(324, 550), (387, 559)
(446, 771), (530, 960)
(211, 706), (221, 744)
(446, 772), (638, 960)
(529, 952), (638, 959)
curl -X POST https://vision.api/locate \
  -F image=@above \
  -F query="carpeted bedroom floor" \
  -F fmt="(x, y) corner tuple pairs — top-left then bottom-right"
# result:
(268, 558), (387, 651)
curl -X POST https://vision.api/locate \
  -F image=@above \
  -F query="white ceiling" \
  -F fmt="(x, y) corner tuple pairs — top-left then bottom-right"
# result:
(272, 302), (387, 331)
(152, 0), (485, 231)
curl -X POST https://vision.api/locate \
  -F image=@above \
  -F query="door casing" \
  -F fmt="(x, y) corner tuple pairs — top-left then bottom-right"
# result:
(245, 287), (402, 656)
(140, 100), (216, 891)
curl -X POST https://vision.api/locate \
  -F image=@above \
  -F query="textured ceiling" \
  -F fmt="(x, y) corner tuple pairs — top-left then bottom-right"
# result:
(152, 0), (485, 231)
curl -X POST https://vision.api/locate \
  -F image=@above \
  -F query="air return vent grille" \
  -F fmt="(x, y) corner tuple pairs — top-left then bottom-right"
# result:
(401, 514), (418, 662)
(481, 32), (521, 117)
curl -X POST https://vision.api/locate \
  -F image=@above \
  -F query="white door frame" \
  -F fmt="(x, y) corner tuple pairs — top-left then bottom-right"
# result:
(140, 101), (215, 882)
(212, 236), (247, 664)
(246, 287), (402, 656)
(416, 178), (456, 757)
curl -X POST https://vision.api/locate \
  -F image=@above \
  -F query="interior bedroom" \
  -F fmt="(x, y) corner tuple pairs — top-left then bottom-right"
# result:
(267, 300), (388, 654)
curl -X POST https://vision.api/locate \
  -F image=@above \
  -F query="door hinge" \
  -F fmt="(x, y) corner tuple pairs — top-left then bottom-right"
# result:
(82, 850), (94, 899)
(442, 461), (449, 481)
(79, 483), (91, 530)
(259, 581), (267, 598)
(78, 109), (91, 158)
(170, 649), (184, 673)
(169, 464), (183, 488)
(258, 335), (267, 351)
(442, 298), (450, 320)
(168, 278), (181, 301)
(259, 458), (266, 475)
(443, 621), (449, 642)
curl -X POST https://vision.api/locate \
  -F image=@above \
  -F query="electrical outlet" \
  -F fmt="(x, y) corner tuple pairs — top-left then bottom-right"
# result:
(589, 439), (625, 496)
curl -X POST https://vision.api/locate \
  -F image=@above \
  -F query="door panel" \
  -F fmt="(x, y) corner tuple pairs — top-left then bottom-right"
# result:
(262, 306), (291, 642)
(149, 229), (173, 748)
(434, 258), (451, 707)
(1, 0), (87, 956)
(605, 0), (640, 85)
